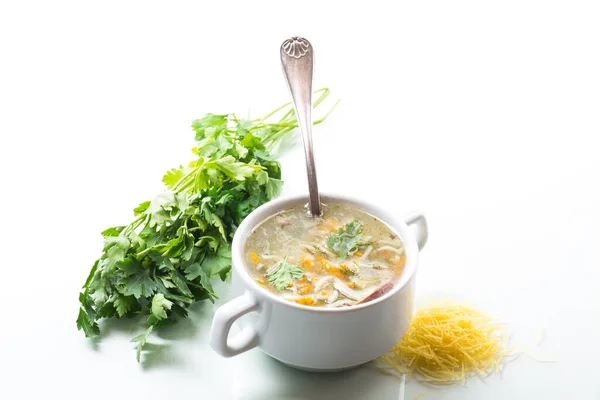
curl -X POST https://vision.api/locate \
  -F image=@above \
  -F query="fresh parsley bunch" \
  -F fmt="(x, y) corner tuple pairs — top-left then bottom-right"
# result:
(77, 89), (337, 361)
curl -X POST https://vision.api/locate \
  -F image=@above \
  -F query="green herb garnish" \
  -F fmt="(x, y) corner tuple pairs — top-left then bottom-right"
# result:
(131, 326), (153, 363)
(76, 89), (338, 361)
(326, 219), (365, 259)
(267, 259), (304, 290)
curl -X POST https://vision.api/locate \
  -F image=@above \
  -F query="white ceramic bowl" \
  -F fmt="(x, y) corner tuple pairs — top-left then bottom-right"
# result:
(209, 194), (428, 371)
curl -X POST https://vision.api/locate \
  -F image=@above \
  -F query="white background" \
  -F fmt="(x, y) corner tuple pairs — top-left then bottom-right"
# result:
(1, 1), (599, 399)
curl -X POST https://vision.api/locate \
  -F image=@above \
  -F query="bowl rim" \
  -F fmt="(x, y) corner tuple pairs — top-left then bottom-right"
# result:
(231, 193), (420, 313)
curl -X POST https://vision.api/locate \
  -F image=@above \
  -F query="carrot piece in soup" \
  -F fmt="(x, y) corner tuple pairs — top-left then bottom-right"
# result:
(297, 277), (308, 284)
(296, 296), (315, 306)
(316, 255), (328, 273)
(250, 251), (260, 264)
(319, 217), (339, 233)
(395, 255), (406, 268)
(301, 254), (314, 270)
(299, 284), (311, 294)
(320, 257), (344, 279)
(326, 217), (339, 230)
(255, 279), (266, 288)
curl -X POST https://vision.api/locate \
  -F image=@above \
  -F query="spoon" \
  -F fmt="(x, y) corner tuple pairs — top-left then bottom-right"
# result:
(280, 36), (322, 217)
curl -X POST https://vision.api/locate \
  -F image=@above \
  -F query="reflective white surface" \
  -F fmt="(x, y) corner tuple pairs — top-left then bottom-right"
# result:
(1, 1), (600, 399)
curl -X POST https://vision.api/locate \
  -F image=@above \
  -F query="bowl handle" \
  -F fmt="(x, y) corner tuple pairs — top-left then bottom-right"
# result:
(404, 212), (428, 251)
(209, 291), (260, 357)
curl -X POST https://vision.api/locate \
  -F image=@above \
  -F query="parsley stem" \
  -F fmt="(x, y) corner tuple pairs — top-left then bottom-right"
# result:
(124, 214), (147, 236)
(135, 244), (166, 258)
(172, 161), (205, 193)
(261, 88), (331, 123)
(312, 87), (331, 109)
(260, 101), (293, 122)
(261, 122), (298, 127)
(265, 127), (293, 150)
(313, 98), (340, 124)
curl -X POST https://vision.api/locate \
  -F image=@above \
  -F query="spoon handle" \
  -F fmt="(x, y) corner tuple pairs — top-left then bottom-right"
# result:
(280, 37), (322, 216)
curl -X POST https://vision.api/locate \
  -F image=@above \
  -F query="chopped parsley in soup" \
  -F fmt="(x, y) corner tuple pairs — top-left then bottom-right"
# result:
(244, 203), (406, 307)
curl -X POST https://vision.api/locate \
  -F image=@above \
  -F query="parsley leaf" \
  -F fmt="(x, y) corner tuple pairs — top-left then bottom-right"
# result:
(113, 294), (138, 317)
(131, 326), (153, 363)
(133, 201), (151, 216)
(326, 219), (366, 259)
(192, 114), (228, 140)
(104, 236), (130, 265)
(202, 246), (232, 279)
(76, 292), (100, 337)
(207, 155), (260, 181)
(267, 260), (304, 290)
(265, 177), (283, 199)
(162, 167), (186, 189)
(151, 293), (173, 320)
(118, 257), (157, 299)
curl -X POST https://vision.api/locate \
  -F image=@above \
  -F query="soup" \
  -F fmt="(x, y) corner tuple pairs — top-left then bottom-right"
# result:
(243, 202), (406, 308)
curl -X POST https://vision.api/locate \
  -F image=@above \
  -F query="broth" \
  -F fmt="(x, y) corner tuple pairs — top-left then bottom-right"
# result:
(243, 202), (405, 308)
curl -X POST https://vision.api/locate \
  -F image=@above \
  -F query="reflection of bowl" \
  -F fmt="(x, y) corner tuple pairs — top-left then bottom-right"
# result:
(209, 193), (428, 371)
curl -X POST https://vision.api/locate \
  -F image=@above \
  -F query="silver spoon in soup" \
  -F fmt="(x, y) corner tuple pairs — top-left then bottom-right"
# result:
(280, 37), (322, 217)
